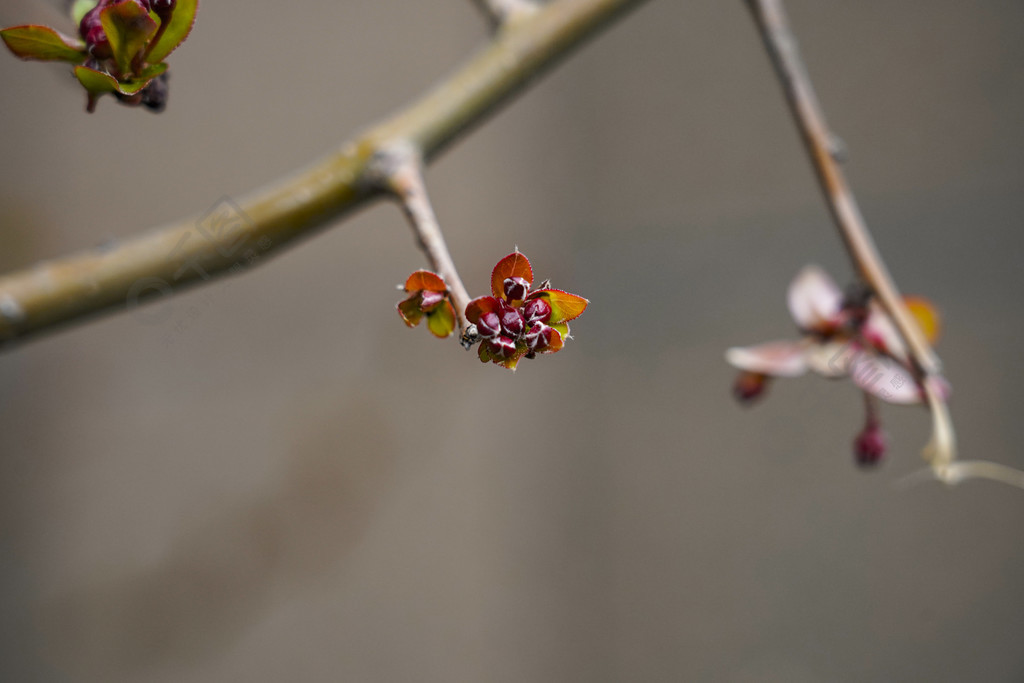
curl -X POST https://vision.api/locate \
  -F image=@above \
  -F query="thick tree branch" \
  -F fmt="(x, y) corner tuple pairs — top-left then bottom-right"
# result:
(0, 0), (647, 349)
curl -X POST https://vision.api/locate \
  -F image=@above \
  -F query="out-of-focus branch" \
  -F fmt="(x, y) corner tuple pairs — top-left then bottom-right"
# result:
(372, 144), (474, 342)
(471, 0), (540, 30)
(744, 0), (973, 481)
(744, 0), (940, 379)
(0, 0), (647, 349)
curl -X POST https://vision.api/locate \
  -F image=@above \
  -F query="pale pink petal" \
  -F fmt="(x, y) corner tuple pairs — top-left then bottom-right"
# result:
(862, 300), (909, 362)
(787, 265), (844, 332)
(847, 350), (922, 404)
(804, 340), (855, 378)
(725, 340), (808, 377)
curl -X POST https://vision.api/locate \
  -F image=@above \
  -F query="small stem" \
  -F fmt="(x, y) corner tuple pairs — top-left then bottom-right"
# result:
(376, 144), (473, 341)
(745, 0), (955, 468)
(862, 391), (879, 428)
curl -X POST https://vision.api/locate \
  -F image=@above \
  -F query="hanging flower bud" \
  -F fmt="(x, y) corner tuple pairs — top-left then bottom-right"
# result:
(853, 420), (887, 467)
(733, 371), (769, 404)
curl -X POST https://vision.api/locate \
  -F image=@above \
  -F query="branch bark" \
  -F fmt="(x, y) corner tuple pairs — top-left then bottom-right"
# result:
(0, 0), (648, 349)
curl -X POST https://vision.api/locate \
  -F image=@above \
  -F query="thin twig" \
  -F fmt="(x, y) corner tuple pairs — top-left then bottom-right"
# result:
(745, 0), (959, 471)
(744, 0), (940, 378)
(373, 144), (474, 341)
(0, 0), (648, 349)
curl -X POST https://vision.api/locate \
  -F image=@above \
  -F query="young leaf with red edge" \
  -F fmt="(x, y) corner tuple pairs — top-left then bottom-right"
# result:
(491, 251), (533, 299)
(145, 0), (198, 63)
(405, 270), (447, 293)
(528, 289), (589, 323)
(100, 0), (158, 76)
(426, 301), (456, 338)
(397, 270), (456, 339)
(74, 61), (166, 95)
(0, 25), (87, 62)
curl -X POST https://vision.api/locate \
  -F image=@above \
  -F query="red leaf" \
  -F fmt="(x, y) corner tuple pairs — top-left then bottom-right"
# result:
(465, 296), (501, 324)
(491, 251), (533, 298)
(404, 270), (446, 293)
(542, 324), (566, 354)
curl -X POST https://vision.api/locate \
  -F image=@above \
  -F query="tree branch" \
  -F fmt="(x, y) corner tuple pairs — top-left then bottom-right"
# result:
(743, 0), (983, 482)
(471, 0), (540, 31)
(0, 0), (648, 349)
(372, 143), (475, 343)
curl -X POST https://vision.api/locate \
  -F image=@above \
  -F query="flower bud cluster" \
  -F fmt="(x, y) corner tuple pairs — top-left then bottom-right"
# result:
(474, 279), (559, 360)
(465, 252), (588, 370)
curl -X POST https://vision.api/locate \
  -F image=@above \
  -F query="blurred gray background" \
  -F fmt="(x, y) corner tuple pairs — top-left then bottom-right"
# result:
(2, 1), (1023, 681)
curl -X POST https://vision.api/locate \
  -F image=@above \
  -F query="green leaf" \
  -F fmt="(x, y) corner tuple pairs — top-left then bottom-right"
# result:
(0, 25), (87, 62)
(426, 301), (456, 338)
(491, 251), (533, 299)
(71, 1), (101, 26)
(74, 62), (165, 95)
(100, 0), (158, 75)
(74, 65), (120, 94)
(146, 0), (198, 63)
(529, 289), (588, 323)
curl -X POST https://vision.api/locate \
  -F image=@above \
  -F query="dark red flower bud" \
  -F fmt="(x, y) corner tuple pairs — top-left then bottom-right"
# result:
(854, 421), (887, 467)
(732, 371), (769, 404)
(80, 8), (112, 59)
(152, 0), (176, 11)
(499, 301), (524, 339)
(525, 323), (554, 353)
(419, 289), (445, 311)
(488, 335), (517, 359)
(523, 297), (552, 324)
(503, 277), (529, 303)
(477, 311), (501, 338)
